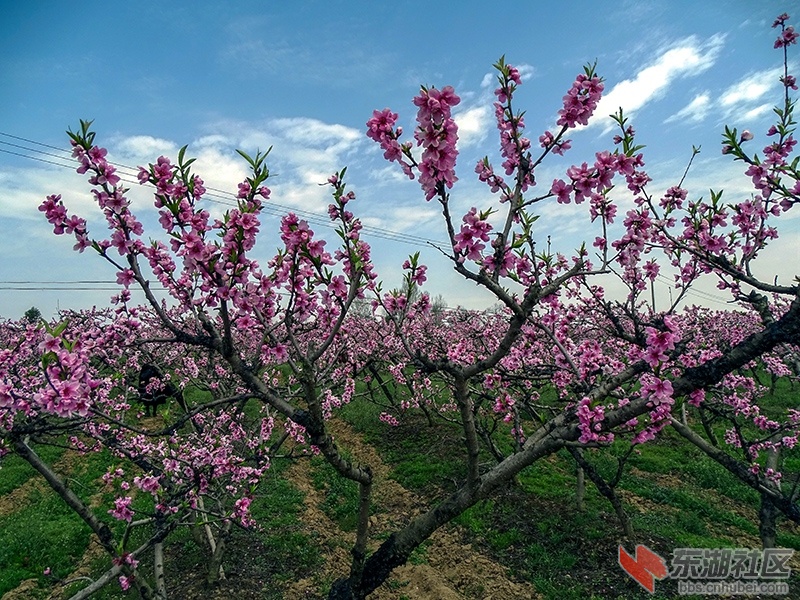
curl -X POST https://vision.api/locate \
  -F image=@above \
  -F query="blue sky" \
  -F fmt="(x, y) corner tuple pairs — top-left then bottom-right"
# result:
(1, 1), (798, 318)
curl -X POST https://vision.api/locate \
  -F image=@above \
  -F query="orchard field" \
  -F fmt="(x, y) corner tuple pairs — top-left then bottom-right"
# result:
(3, 12), (800, 600)
(2, 376), (800, 599)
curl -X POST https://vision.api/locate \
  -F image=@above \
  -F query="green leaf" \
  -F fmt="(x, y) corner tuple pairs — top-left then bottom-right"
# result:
(41, 351), (57, 369)
(52, 320), (69, 337)
(236, 149), (255, 168)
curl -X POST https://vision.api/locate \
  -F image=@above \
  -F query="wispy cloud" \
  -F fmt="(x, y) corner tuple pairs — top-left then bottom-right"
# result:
(588, 34), (725, 130)
(665, 92), (712, 124)
(210, 117), (363, 172)
(113, 135), (178, 159)
(665, 67), (782, 126)
(720, 69), (779, 107)
(362, 205), (439, 233)
(719, 68), (782, 121)
(218, 20), (392, 87)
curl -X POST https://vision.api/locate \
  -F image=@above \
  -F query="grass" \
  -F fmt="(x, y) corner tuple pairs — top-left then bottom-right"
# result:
(0, 443), (117, 597)
(310, 455), (364, 532)
(0, 487), (91, 596)
(332, 389), (800, 600)
(0, 444), (65, 495)
(341, 397), (466, 495)
(3, 377), (800, 599)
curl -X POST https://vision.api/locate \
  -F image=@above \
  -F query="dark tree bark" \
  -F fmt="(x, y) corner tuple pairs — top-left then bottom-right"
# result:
(328, 292), (800, 598)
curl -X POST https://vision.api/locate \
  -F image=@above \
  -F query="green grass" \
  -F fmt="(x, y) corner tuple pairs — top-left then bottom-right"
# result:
(310, 454), (368, 532)
(0, 488), (92, 596)
(252, 460), (322, 579)
(0, 442), (119, 597)
(4, 373), (800, 599)
(0, 444), (66, 495)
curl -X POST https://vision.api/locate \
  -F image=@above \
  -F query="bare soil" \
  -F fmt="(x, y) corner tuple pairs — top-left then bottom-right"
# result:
(19, 417), (538, 600)
(282, 419), (539, 599)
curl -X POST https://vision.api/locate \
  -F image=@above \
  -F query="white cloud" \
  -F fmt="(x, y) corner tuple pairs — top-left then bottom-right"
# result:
(589, 34), (725, 130)
(455, 105), (491, 148)
(271, 118), (361, 150)
(387, 205), (439, 230)
(113, 135), (178, 161)
(665, 92), (711, 123)
(184, 117), (365, 213)
(368, 164), (414, 184)
(738, 104), (773, 122)
(268, 183), (329, 214)
(360, 205), (440, 236)
(0, 164), (98, 222)
(517, 64), (535, 82)
(664, 68), (781, 127)
(717, 68), (784, 122)
(719, 68), (780, 107)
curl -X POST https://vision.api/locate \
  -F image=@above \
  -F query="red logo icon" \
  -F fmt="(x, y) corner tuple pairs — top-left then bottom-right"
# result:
(619, 544), (669, 593)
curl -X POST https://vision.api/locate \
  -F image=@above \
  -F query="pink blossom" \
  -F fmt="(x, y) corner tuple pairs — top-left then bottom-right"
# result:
(413, 86), (461, 200)
(557, 71), (604, 128)
(641, 378), (674, 404)
(109, 496), (134, 522)
(453, 207), (492, 261)
(379, 412), (400, 426)
(775, 25), (799, 48)
(551, 179), (573, 204)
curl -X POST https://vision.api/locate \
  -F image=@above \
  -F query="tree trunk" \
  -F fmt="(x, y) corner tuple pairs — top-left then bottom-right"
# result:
(154, 541), (167, 599)
(568, 447), (633, 538)
(760, 443), (781, 549)
(760, 494), (779, 549)
(206, 520), (232, 586)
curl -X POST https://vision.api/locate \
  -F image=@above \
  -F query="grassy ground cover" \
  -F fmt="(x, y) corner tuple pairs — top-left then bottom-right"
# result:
(2, 377), (799, 598)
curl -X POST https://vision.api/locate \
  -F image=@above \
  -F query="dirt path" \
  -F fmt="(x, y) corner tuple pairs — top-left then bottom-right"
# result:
(284, 419), (539, 599)
(3, 421), (538, 600)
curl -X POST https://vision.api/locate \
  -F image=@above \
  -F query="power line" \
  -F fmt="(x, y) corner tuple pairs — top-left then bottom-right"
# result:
(0, 132), (450, 248)
(0, 280), (117, 284)
(0, 280), (168, 292)
(0, 285), (142, 292)
(0, 147), (75, 170)
(0, 132), (771, 308)
(654, 274), (731, 306)
(0, 131), (72, 154)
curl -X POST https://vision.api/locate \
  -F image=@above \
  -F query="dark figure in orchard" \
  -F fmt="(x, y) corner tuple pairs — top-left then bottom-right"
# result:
(137, 363), (184, 417)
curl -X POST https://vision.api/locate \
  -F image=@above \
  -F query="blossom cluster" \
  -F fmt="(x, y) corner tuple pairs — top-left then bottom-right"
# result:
(492, 62), (534, 191)
(453, 207), (493, 262)
(365, 108), (414, 178)
(413, 86), (461, 200)
(366, 86), (460, 201)
(556, 68), (604, 129)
